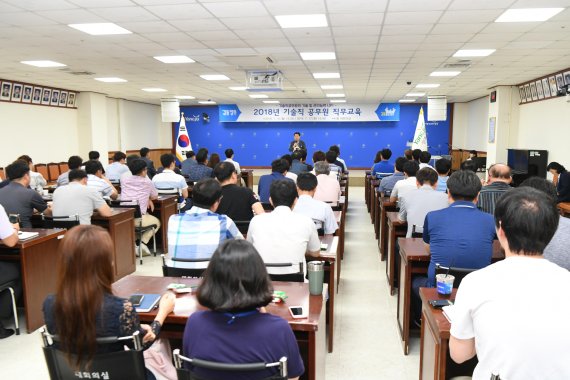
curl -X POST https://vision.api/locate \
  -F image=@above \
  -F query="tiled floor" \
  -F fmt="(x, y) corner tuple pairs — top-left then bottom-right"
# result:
(0, 186), (421, 379)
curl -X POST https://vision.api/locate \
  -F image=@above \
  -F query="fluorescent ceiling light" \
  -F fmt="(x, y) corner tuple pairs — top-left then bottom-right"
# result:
(200, 74), (230, 81)
(406, 92), (425, 97)
(495, 8), (564, 23)
(249, 94), (268, 99)
(399, 99), (416, 103)
(68, 23), (131, 35)
(300, 52), (336, 61)
(175, 95), (195, 99)
(321, 85), (343, 90)
(198, 100), (216, 104)
(142, 88), (167, 92)
(326, 93), (345, 98)
(313, 72), (340, 79)
(20, 60), (66, 68)
(275, 14), (328, 28)
(453, 49), (496, 57)
(330, 99), (346, 103)
(94, 77), (127, 83)
(154, 55), (195, 64)
(430, 71), (461, 77)
(416, 83), (440, 88)
(229, 86), (247, 91)
(263, 100), (280, 104)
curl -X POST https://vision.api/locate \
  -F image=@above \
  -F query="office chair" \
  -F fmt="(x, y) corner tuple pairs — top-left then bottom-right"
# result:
(435, 264), (478, 288)
(161, 254), (209, 278)
(265, 262), (305, 282)
(41, 215), (80, 230)
(173, 348), (288, 380)
(0, 280), (19, 335)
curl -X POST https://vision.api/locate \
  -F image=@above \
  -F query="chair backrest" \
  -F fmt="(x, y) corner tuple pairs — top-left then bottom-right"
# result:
(41, 328), (147, 380)
(47, 163), (60, 182)
(35, 164), (49, 180)
(42, 215), (80, 230)
(173, 349), (287, 380)
(411, 225), (423, 238)
(109, 200), (143, 218)
(265, 262), (304, 283)
(161, 254), (209, 278)
(375, 172), (393, 179)
(58, 162), (69, 174)
(435, 264), (477, 288)
(0, 167), (5, 180)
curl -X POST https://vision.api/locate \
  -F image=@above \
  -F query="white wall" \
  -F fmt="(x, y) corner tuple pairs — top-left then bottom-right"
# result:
(452, 96), (489, 151)
(117, 99), (172, 151)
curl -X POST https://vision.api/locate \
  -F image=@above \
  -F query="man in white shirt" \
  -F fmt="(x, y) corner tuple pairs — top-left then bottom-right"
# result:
(390, 160), (419, 204)
(450, 188), (570, 380)
(105, 151), (130, 182)
(313, 162), (341, 204)
(247, 179), (320, 276)
(0, 204), (19, 338)
(398, 168), (448, 237)
(84, 160), (118, 200)
(224, 148), (241, 175)
(152, 153), (189, 209)
(56, 155), (83, 187)
(17, 155), (46, 191)
(418, 151), (434, 170)
(294, 173), (338, 235)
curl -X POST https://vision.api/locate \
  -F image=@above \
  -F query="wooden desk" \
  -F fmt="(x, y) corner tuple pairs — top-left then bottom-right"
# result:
(0, 229), (65, 333)
(377, 199), (397, 261)
(150, 195), (178, 252)
(386, 212), (407, 295)
(397, 239), (504, 355)
(365, 174), (372, 212)
(91, 208), (136, 280)
(333, 210), (345, 264)
(559, 202), (570, 217)
(317, 235), (338, 353)
(113, 276), (326, 380)
(369, 179), (379, 223)
(241, 169), (254, 190)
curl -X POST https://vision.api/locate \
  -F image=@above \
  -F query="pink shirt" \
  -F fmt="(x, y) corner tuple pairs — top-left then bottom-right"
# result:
(120, 175), (158, 215)
(314, 174), (341, 204)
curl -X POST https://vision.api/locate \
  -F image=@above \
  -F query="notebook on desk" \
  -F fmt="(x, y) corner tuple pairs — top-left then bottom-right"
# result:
(18, 231), (39, 240)
(134, 294), (161, 313)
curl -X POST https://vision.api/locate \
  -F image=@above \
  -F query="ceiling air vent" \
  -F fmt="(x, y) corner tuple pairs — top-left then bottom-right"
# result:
(59, 68), (95, 76)
(444, 61), (471, 69)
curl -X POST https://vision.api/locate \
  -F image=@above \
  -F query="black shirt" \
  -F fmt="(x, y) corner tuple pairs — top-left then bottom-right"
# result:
(558, 171), (570, 203)
(217, 184), (258, 221)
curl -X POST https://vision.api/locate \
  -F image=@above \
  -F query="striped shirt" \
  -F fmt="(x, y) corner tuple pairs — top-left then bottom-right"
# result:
(87, 174), (115, 198)
(477, 181), (511, 215)
(167, 206), (243, 268)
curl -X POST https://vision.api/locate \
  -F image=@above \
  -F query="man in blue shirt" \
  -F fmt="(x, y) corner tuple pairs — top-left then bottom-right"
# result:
(181, 150), (197, 176)
(187, 148), (213, 182)
(411, 170), (496, 325)
(257, 159), (292, 203)
(289, 150), (311, 175)
(378, 156), (407, 197)
(372, 148), (394, 177)
(435, 158), (451, 192)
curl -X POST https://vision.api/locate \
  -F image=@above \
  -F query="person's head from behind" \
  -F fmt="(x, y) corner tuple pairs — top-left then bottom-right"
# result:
(17, 154), (33, 170)
(412, 149), (421, 162)
(419, 151), (431, 164)
(297, 172), (318, 195)
(520, 177), (558, 207)
(469, 150), (478, 159)
(196, 148), (208, 164)
(84, 160), (103, 176)
(128, 158), (147, 177)
(88, 151), (100, 161)
(494, 187), (559, 256)
(435, 158), (451, 176)
(314, 161), (330, 176)
(139, 147), (150, 158)
(224, 148), (234, 159)
(394, 157), (407, 173)
(403, 160), (419, 178)
(269, 179), (298, 208)
(126, 154), (139, 167)
(293, 131), (301, 141)
(192, 178), (222, 210)
(447, 170), (481, 203)
(160, 153), (176, 169)
(460, 159), (478, 173)
(68, 169), (88, 185)
(547, 161), (566, 175)
(312, 150), (326, 164)
(208, 153), (220, 168)
(213, 161), (237, 184)
(6, 160), (30, 185)
(325, 150), (338, 164)
(329, 145), (340, 156)
(373, 150), (383, 164)
(416, 168), (438, 188)
(67, 155), (83, 170)
(381, 148), (392, 161)
(185, 151), (195, 160)
(487, 164), (512, 184)
(197, 240), (273, 312)
(271, 159), (289, 174)
(404, 149), (413, 160)
(291, 150), (303, 161)
(112, 151), (126, 163)
(54, 225), (114, 367)
(280, 154), (292, 168)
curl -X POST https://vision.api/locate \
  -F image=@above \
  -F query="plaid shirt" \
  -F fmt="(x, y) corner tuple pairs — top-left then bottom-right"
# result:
(167, 206), (243, 268)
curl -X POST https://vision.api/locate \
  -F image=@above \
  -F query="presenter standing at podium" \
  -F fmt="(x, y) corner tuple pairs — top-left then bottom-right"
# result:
(288, 132), (306, 153)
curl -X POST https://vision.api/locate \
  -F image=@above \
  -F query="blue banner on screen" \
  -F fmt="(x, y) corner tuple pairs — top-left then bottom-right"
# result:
(218, 103), (398, 122)
(375, 103), (400, 121)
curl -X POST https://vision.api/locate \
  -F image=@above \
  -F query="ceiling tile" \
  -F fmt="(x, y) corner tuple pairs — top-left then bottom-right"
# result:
(263, 0), (326, 15)
(90, 6), (160, 22)
(143, 4), (213, 20)
(326, 0), (388, 14)
(385, 11), (443, 25)
(201, 1), (268, 18)
(221, 16), (278, 29)
(447, 0), (516, 10)
(388, 0), (452, 12)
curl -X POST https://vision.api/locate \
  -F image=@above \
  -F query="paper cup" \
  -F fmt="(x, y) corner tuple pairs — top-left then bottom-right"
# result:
(436, 274), (455, 295)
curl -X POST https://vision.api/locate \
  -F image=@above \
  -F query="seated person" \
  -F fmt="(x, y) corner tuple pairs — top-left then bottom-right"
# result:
(43, 225), (175, 379)
(329, 145), (347, 173)
(88, 150), (100, 162)
(152, 153), (189, 202)
(224, 148), (241, 175)
(247, 179), (320, 276)
(119, 154), (140, 183)
(181, 150), (197, 176)
(371, 148), (394, 177)
(325, 150), (342, 178)
(435, 158), (451, 192)
(378, 156), (407, 197)
(214, 162), (263, 222)
(56, 155), (83, 187)
(257, 159), (292, 203)
(411, 170), (496, 324)
(520, 177), (570, 271)
(312, 150), (326, 166)
(294, 173), (338, 235)
(477, 163), (512, 214)
(404, 149), (413, 160)
(52, 169), (112, 224)
(289, 149), (311, 175)
(418, 151), (433, 170)
(547, 161), (570, 203)
(280, 154), (297, 182)
(0, 204), (20, 338)
(105, 151), (130, 182)
(313, 161), (341, 204)
(167, 178), (242, 268)
(460, 159), (478, 172)
(0, 160), (50, 228)
(85, 160), (118, 200)
(121, 159), (160, 255)
(412, 149), (421, 163)
(139, 147), (156, 179)
(207, 153), (220, 170)
(17, 155), (46, 191)
(450, 188), (570, 379)
(187, 148), (214, 182)
(183, 239), (304, 380)
(389, 160), (419, 203)
(398, 168), (448, 237)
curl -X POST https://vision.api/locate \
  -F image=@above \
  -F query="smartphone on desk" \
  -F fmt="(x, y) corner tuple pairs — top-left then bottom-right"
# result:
(429, 299), (453, 309)
(288, 306), (307, 319)
(129, 294), (145, 307)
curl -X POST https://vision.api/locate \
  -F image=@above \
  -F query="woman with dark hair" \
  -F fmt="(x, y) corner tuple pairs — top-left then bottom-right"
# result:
(373, 150), (383, 164)
(547, 162), (570, 202)
(207, 153), (220, 169)
(43, 225), (175, 378)
(182, 240), (304, 380)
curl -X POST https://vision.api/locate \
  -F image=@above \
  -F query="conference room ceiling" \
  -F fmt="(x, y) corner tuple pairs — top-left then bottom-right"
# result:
(1, 0), (569, 106)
